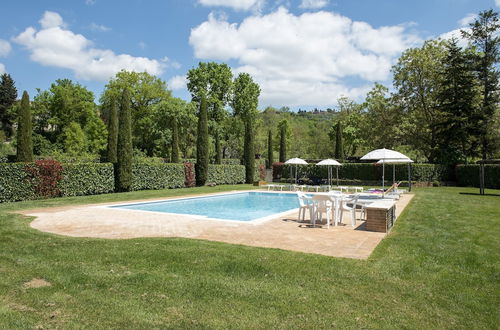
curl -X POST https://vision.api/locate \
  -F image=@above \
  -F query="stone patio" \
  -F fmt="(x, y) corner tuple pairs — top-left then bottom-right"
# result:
(22, 191), (414, 259)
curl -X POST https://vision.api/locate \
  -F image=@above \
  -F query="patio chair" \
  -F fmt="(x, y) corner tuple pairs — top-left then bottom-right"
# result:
(339, 194), (361, 227)
(311, 194), (336, 228)
(296, 192), (313, 223)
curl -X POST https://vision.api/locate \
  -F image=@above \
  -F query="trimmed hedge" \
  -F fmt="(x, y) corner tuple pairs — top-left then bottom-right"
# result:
(456, 164), (500, 189)
(207, 164), (245, 185)
(131, 163), (185, 191)
(0, 162), (248, 203)
(60, 163), (115, 197)
(278, 163), (453, 183)
(0, 163), (36, 202)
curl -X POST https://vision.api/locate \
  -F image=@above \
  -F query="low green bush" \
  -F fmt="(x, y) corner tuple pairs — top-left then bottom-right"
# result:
(131, 163), (185, 191)
(456, 164), (500, 189)
(59, 163), (115, 197)
(280, 163), (452, 182)
(207, 164), (245, 185)
(0, 163), (36, 202)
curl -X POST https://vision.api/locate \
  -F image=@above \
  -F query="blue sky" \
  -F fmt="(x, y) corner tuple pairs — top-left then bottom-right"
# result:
(0, 0), (497, 110)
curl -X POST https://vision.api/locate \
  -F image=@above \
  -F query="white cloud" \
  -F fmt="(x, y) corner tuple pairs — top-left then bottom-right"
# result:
(168, 75), (187, 90)
(161, 56), (181, 69)
(299, 0), (328, 9)
(0, 39), (11, 57)
(89, 22), (111, 32)
(496, 0), (500, 7)
(0, 63), (5, 74)
(13, 11), (164, 81)
(39, 11), (66, 29)
(189, 7), (420, 106)
(85, 0), (96, 5)
(198, 0), (264, 11)
(458, 13), (476, 27)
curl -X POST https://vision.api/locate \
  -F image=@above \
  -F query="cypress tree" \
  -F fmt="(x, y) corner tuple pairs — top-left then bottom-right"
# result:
(16, 91), (33, 162)
(214, 132), (222, 164)
(116, 89), (133, 192)
(0, 73), (17, 138)
(279, 121), (287, 162)
(171, 118), (180, 163)
(106, 98), (119, 163)
(243, 121), (255, 183)
(267, 129), (273, 168)
(195, 96), (209, 186)
(334, 121), (344, 160)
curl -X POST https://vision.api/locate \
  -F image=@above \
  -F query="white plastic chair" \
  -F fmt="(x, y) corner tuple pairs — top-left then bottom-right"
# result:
(339, 194), (361, 227)
(311, 194), (335, 228)
(296, 192), (313, 223)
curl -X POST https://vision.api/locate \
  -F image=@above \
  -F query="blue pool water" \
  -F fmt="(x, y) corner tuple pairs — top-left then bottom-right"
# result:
(110, 192), (300, 221)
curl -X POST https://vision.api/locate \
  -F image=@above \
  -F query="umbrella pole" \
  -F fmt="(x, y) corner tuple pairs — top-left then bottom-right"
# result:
(295, 164), (297, 184)
(382, 163), (385, 191)
(408, 163), (412, 192)
(336, 166), (339, 186)
(393, 164), (395, 185)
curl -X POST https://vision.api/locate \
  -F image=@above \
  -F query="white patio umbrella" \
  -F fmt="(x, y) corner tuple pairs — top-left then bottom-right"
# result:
(377, 158), (414, 186)
(285, 158), (308, 184)
(316, 159), (342, 186)
(361, 148), (411, 190)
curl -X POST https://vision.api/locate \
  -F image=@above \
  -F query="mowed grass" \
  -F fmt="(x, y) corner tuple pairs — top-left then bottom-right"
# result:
(0, 185), (498, 329)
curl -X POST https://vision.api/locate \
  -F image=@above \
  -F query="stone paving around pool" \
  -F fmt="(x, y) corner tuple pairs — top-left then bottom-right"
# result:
(22, 191), (414, 259)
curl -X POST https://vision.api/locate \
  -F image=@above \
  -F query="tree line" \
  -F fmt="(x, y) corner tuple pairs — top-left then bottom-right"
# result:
(0, 9), (498, 185)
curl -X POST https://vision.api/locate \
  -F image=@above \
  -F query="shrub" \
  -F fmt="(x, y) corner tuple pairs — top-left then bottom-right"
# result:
(25, 160), (63, 198)
(59, 163), (115, 197)
(195, 96), (209, 186)
(272, 162), (284, 180)
(116, 88), (133, 192)
(184, 162), (195, 188)
(207, 164), (245, 185)
(0, 163), (36, 202)
(456, 164), (500, 189)
(280, 163), (453, 183)
(131, 163), (185, 191)
(16, 91), (33, 162)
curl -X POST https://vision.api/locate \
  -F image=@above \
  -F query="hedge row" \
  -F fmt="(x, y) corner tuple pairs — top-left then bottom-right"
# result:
(59, 163), (115, 197)
(0, 162), (247, 202)
(131, 163), (185, 191)
(456, 164), (500, 189)
(207, 164), (245, 184)
(278, 163), (453, 182)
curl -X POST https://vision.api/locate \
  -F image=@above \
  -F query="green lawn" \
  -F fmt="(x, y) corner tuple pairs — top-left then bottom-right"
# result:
(0, 186), (498, 329)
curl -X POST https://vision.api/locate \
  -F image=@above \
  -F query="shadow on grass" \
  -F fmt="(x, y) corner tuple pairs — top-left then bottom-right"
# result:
(459, 192), (500, 197)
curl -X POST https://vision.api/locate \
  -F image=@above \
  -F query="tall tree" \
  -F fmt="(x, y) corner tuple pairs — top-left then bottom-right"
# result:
(462, 9), (500, 159)
(435, 39), (480, 165)
(187, 62), (232, 164)
(267, 129), (273, 168)
(392, 39), (448, 162)
(0, 73), (17, 138)
(363, 83), (402, 149)
(101, 71), (171, 156)
(232, 73), (260, 183)
(278, 119), (289, 162)
(116, 89), (133, 192)
(16, 91), (33, 162)
(106, 98), (119, 163)
(334, 121), (344, 160)
(195, 96), (209, 186)
(171, 117), (180, 163)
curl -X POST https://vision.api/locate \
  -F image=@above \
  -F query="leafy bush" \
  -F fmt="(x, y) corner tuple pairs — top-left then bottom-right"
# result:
(207, 164), (245, 185)
(59, 163), (115, 197)
(0, 163), (36, 202)
(281, 163), (453, 183)
(131, 163), (185, 191)
(184, 162), (195, 188)
(456, 164), (500, 189)
(25, 160), (63, 198)
(272, 162), (285, 180)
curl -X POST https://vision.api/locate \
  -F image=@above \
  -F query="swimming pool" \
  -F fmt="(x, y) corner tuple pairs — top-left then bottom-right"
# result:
(109, 192), (300, 222)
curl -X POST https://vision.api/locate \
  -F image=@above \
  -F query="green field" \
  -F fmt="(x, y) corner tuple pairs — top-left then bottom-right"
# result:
(0, 186), (498, 329)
